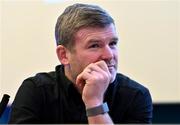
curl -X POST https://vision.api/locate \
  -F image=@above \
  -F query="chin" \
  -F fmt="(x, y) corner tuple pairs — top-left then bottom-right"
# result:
(110, 73), (116, 83)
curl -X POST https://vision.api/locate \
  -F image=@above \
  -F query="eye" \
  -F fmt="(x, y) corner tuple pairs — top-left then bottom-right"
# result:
(89, 43), (100, 48)
(109, 41), (117, 47)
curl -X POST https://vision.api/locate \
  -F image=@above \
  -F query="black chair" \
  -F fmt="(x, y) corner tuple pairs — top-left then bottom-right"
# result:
(0, 94), (10, 118)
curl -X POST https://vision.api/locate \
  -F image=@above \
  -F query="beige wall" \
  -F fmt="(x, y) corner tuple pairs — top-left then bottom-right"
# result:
(178, 0), (180, 100)
(0, 0), (180, 103)
(0, 1), (2, 98)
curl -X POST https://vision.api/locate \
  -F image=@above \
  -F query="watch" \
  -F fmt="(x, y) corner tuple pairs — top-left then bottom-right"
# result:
(86, 102), (109, 117)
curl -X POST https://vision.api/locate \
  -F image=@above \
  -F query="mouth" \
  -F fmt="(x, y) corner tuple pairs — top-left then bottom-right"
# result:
(107, 65), (115, 71)
(107, 64), (115, 68)
(108, 65), (114, 68)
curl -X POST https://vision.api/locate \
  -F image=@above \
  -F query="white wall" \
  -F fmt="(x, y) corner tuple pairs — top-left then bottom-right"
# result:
(0, 0), (180, 103)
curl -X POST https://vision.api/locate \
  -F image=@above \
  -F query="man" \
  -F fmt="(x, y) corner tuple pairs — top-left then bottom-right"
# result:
(9, 3), (152, 124)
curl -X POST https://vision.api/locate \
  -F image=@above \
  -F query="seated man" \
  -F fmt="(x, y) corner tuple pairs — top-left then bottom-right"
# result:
(9, 3), (153, 124)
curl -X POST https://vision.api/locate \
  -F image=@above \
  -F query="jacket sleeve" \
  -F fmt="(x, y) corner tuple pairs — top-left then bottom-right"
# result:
(8, 79), (45, 124)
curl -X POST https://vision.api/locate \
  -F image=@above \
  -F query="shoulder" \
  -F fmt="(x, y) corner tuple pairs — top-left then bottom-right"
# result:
(115, 73), (149, 95)
(12, 70), (59, 108)
(9, 71), (58, 123)
(114, 73), (152, 109)
(22, 71), (57, 88)
(113, 73), (153, 123)
(15, 71), (58, 102)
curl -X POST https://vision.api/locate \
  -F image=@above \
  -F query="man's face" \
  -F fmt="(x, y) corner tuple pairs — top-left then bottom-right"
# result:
(66, 24), (118, 83)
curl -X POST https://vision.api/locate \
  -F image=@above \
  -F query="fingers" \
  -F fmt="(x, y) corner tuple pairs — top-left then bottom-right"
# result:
(94, 60), (111, 81)
(76, 68), (92, 92)
(76, 60), (111, 87)
(95, 60), (110, 74)
(76, 61), (111, 92)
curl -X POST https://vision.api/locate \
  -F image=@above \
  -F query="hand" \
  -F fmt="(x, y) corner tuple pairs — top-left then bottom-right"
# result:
(76, 60), (111, 108)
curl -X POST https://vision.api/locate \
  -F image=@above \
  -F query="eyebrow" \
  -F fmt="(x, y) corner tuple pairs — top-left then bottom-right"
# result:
(88, 39), (100, 44)
(111, 37), (119, 42)
(87, 37), (119, 44)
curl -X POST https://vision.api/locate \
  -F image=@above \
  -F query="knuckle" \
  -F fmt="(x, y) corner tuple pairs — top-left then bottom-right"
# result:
(103, 71), (109, 78)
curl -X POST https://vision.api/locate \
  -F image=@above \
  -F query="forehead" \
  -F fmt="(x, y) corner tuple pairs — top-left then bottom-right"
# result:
(74, 24), (117, 42)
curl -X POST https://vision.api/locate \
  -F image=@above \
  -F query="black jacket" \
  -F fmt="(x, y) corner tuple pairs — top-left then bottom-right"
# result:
(9, 65), (153, 124)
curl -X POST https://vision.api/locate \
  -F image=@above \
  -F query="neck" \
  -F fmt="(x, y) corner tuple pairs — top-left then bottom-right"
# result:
(64, 66), (76, 84)
(64, 65), (82, 94)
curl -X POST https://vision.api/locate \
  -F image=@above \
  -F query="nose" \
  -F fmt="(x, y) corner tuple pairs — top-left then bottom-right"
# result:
(101, 45), (113, 60)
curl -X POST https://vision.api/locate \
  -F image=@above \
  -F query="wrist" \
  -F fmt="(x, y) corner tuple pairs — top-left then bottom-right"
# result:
(86, 102), (109, 117)
(83, 99), (103, 109)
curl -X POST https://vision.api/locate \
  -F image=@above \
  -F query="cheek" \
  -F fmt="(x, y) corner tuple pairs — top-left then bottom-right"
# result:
(112, 49), (118, 61)
(80, 52), (100, 63)
(114, 50), (118, 60)
(115, 53), (118, 61)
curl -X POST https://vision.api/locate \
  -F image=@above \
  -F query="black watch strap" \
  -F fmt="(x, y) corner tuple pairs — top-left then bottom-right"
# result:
(86, 102), (109, 117)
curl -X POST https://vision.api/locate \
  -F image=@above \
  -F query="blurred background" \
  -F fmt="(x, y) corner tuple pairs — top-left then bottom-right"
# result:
(0, 0), (180, 123)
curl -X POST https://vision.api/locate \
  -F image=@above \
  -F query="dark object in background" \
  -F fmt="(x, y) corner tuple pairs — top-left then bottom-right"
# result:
(153, 103), (180, 123)
(0, 94), (10, 118)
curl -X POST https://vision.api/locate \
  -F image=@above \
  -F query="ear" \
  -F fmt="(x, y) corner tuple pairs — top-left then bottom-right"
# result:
(56, 45), (70, 65)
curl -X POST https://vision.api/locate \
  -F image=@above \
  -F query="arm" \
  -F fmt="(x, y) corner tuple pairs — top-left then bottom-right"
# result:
(76, 60), (113, 124)
(124, 87), (153, 123)
(8, 79), (44, 123)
